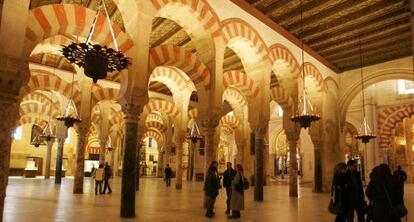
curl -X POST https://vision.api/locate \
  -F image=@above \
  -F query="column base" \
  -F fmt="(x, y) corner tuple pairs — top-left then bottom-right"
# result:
(175, 183), (182, 190)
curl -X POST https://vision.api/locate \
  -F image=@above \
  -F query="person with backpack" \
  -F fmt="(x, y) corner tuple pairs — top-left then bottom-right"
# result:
(103, 162), (112, 194)
(93, 164), (105, 195)
(229, 164), (245, 219)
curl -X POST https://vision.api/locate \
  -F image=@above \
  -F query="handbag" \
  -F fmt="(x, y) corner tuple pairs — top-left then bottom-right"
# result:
(328, 182), (341, 215)
(382, 183), (408, 218)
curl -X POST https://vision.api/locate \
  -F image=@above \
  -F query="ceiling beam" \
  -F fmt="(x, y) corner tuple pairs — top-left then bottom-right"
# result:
(230, 0), (341, 73)
(150, 24), (182, 47)
(274, 0), (332, 26)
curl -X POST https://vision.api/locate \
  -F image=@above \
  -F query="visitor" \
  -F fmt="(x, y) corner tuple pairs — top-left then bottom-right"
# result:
(346, 159), (365, 222)
(229, 164), (245, 219)
(223, 162), (236, 214)
(366, 164), (404, 222)
(164, 164), (173, 187)
(204, 161), (220, 218)
(103, 162), (112, 194)
(93, 164), (105, 195)
(331, 162), (350, 222)
(393, 165), (407, 184)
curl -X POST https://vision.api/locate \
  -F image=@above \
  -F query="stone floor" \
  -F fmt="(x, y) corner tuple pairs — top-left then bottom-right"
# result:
(3, 177), (414, 222)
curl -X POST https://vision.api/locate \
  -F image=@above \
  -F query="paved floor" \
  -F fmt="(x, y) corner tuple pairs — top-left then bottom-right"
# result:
(3, 177), (414, 222)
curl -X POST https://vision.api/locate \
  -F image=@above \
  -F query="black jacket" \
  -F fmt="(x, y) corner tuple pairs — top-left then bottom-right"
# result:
(223, 168), (236, 188)
(204, 167), (220, 197)
(164, 167), (173, 178)
(347, 171), (365, 205)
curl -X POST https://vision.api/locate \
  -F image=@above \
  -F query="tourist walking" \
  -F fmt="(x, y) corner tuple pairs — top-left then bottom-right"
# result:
(331, 162), (350, 222)
(223, 162), (236, 214)
(229, 164), (245, 219)
(346, 159), (365, 222)
(103, 162), (112, 194)
(393, 165), (407, 186)
(366, 164), (404, 222)
(164, 164), (173, 187)
(204, 161), (220, 218)
(93, 164), (105, 195)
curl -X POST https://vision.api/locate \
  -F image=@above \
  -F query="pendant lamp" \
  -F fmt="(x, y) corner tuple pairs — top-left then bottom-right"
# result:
(61, 0), (129, 83)
(355, 30), (376, 144)
(40, 89), (56, 141)
(56, 72), (81, 127)
(186, 120), (203, 143)
(290, 0), (320, 129)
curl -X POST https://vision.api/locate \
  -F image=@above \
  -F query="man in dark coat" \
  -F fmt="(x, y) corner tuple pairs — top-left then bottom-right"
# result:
(164, 164), (173, 187)
(103, 162), (112, 194)
(204, 161), (220, 218)
(346, 159), (365, 222)
(223, 162), (236, 214)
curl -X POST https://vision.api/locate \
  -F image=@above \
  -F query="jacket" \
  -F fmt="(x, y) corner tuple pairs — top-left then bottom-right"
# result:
(94, 168), (104, 181)
(204, 167), (219, 197)
(230, 171), (245, 211)
(223, 168), (236, 188)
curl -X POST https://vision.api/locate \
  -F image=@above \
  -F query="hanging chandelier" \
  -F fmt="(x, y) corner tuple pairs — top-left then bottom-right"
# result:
(56, 72), (81, 127)
(355, 28), (375, 144)
(290, 0), (320, 129)
(61, 0), (129, 83)
(186, 120), (203, 143)
(40, 90), (56, 141)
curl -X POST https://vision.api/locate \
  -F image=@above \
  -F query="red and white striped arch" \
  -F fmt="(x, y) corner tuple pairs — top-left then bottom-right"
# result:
(18, 116), (48, 128)
(221, 18), (268, 66)
(146, 112), (164, 123)
(299, 62), (327, 93)
(223, 70), (260, 101)
(145, 121), (167, 132)
(91, 88), (119, 105)
(150, 45), (210, 90)
(223, 87), (247, 110)
(220, 115), (239, 129)
(19, 102), (59, 118)
(269, 44), (300, 79)
(143, 99), (180, 119)
(21, 92), (60, 112)
(109, 112), (124, 127)
(221, 125), (234, 135)
(142, 130), (162, 142)
(91, 111), (102, 126)
(271, 86), (294, 111)
(20, 71), (81, 104)
(188, 108), (198, 120)
(25, 4), (133, 57)
(150, 0), (221, 38)
(377, 104), (414, 149)
(149, 66), (196, 94)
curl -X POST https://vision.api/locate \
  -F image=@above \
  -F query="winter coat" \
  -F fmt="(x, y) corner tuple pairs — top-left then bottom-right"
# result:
(94, 168), (104, 182)
(223, 168), (236, 188)
(347, 171), (365, 207)
(332, 173), (350, 214)
(230, 171), (245, 211)
(366, 177), (403, 222)
(204, 167), (219, 197)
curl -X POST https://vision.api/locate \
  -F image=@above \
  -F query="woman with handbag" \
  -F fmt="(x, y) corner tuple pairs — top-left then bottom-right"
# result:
(229, 164), (245, 219)
(366, 164), (405, 222)
(330, 162), (350, 222)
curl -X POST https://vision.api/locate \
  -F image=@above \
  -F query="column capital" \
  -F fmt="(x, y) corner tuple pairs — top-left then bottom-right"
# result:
(285, 131), (300, 143)
(200, 118), (219, 131)
(122, 103), (144, 123)
(252, 125), (267, 140)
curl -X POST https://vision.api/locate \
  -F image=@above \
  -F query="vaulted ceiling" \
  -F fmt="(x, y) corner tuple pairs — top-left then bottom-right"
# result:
(244, 0), (412, 71)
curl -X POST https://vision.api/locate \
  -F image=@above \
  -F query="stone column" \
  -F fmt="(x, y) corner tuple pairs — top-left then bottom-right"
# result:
(254, 126), (266, 202)
(175, 136), (185, 189)
(44, 139), (54, 179)
(286, 132), (299, 197)
(110, 149), (115, 171)
(99, 139), (107, 164)
(0, 90), (20, 220)
(312, 140), (323, 193)
(236, 141), (244, 165)
(157, 151), (163, 178)
(364, 103), (377, 174)
(73, 124), (89, 193)
(120, 103), (141, 218)
(269, 153), (276, 178)
(55, 137), (65, 184)
(201, 119), (219, 174)
(403, 118), (413, 182)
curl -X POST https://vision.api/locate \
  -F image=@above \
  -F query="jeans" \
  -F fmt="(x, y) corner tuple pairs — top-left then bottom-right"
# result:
(95, 181), (102, 194)
(205, 196), (216, 217)
(225, 187), (232, 211)
(347, 203), (365, 222)
(103, 179), (112, 193)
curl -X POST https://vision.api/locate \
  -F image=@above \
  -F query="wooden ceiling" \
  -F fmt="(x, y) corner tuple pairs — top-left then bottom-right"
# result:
(244, 0), (412, 71)
(29, 0), (125, 31)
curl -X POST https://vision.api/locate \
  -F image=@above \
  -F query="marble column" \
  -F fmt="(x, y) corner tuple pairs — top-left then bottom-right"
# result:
(269, 153), (277, 178)
(286, 132), (299, 197)
(99, 140), (107, 164)
(55, 138), (65, 184)
(236, 142), (244, 165)
(120, 103), (141, 218)
(312, 140), (323, 193)
(157, 151), (163, 178)
(364, 103), (377, 175)
(201, 119), (219, 175)
(403, 118), (413, 182)
(254, 126), (266, 202)
(73, 124), (89, 194)
(110, 149), (115, 171)
(175, 137), (185, 189)
(44, 139), (54, 179)
(0, 90), (20, 220)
